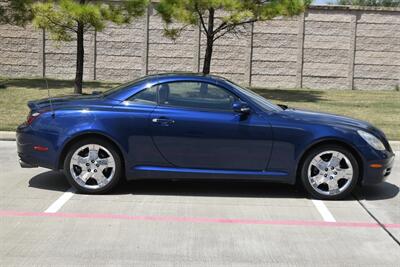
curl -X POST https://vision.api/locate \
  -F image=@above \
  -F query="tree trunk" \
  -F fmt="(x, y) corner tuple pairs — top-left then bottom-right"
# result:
(74, 0), (87, 94)
(74, 19), (84, 94)
(202, 35), (213, 75)
(202, 8), (214, 75)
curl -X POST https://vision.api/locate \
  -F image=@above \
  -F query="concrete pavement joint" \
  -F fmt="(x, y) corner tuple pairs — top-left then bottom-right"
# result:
(352, 193), (400, 246)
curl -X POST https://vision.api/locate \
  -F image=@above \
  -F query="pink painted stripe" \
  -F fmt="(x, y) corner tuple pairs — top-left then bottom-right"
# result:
(0, 210), (399, 229)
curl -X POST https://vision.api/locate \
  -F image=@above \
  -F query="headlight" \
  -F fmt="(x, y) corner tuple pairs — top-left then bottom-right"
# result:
(357, 130), (385, 151)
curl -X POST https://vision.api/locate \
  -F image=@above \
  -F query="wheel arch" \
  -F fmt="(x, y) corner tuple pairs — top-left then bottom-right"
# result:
(58, 132), (125, 172)
(295, 138), (364, 184)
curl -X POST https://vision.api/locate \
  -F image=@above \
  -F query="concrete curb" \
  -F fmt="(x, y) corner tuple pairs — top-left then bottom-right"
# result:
(389, 142), (400, 151)
(0, 131), (16, 141)
(1, 131), (399, 151)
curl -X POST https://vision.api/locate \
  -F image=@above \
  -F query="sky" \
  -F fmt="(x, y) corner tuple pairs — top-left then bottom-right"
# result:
(313, 0), (331, 4)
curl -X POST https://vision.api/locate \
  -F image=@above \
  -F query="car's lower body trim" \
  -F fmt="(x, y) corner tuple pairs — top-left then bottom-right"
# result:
(19, 159), (38, 168)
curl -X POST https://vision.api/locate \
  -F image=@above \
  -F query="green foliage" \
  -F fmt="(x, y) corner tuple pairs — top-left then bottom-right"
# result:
(26, 0), (149, 93)
(32, 0), (149, 42)
(163, 27), (185, 40)
(156, 0), (310, 40)
(335, 0), (400, 7)
(0, 0), (34, 26)
(156, 0), (310, 74)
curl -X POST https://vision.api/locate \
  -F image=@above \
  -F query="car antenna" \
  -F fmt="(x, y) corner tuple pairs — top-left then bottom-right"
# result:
(45, 78), (55, 118)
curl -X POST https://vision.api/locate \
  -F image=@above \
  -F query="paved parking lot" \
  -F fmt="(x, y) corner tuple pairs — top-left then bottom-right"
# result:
(0, 140), (399, 266)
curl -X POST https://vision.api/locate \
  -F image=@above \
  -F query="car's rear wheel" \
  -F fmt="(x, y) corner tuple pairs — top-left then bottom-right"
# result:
(63, 138), (122, 194)
(300, 145), (359, 200)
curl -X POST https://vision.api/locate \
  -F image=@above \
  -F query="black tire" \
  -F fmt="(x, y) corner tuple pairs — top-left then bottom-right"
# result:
(63, 138), (123, 194)
(300, 144), (359, 200)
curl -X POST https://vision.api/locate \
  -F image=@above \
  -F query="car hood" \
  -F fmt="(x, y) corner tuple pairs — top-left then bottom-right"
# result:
(281, 108), (386, 138)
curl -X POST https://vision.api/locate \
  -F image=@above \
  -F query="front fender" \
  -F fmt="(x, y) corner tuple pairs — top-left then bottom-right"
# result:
(268, 114), (364, 184)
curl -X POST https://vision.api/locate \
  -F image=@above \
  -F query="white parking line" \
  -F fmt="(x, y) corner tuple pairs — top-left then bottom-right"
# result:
(44, 188), (76, 213)
(311, 199), (336, 222)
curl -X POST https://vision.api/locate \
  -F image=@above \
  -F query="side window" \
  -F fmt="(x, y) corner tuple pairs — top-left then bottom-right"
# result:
(127, 86), (157, 105)
(158, 81), (237, 111)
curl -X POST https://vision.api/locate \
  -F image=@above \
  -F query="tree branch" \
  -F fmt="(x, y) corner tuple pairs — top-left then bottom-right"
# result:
(195, 4), (208, 35)
(164, 24), (191, 40)
(213, 19), (256, 41)
(43, 14), (78, 33)
(83, 24), (94, 33)
(212, 21), (227, 36)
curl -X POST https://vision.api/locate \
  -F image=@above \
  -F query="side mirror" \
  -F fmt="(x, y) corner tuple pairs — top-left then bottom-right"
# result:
(232, 101), (251, 114)
(92, 90), (102, 95)
(277, 104), (288, 110)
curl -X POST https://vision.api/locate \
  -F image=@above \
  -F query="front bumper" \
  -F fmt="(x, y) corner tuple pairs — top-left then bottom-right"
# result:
(361, 149), (395, 185)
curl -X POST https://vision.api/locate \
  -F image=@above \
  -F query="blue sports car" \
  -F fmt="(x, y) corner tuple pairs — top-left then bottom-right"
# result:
(17, 73), (395, 199)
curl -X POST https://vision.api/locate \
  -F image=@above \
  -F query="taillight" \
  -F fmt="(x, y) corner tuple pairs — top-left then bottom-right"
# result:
(26, 112), (41, 125)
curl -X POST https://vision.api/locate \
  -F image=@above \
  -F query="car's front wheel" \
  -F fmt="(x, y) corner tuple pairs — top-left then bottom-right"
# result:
(63, 138), (122, 194)
(300, 145), (359, 200)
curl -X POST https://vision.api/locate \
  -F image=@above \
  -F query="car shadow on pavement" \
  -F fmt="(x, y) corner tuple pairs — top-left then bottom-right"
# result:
(114, 179), (306, 199)
(28, 170), (399, 201)
(28, 170), (70, 192)
(354, 182), (399, 201)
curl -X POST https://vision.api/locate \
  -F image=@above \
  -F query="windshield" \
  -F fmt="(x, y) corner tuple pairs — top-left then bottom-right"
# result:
(224, 80), (283, 112)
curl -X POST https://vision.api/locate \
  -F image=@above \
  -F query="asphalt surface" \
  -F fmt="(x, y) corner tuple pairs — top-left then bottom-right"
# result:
(0, 140), (399, 266)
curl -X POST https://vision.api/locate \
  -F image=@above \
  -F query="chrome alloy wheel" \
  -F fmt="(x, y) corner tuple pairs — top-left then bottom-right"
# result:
(69, 144), (116, 190)
(307, 150), (353, 196)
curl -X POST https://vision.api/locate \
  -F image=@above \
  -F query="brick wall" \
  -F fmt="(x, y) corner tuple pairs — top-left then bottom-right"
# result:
(0, 24), (40, 77)
(0, 5), (399, 90)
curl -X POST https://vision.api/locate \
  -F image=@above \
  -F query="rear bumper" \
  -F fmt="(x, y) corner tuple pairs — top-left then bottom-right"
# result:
(361, 150), (395, 185)
(16, 125), (58, 170)
(19, 159), (38, 168)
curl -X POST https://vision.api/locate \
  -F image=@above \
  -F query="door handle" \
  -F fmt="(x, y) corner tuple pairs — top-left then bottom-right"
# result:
(152, 117), (175, 125)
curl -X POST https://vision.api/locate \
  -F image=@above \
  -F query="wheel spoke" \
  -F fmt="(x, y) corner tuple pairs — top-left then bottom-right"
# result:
(336, 167), (353, 180)
(88, 146), (99, 161)
(327, 179), (339, 194)
(79, 170), (92, 183)
(98, 165), (107, 172)
(72, 155), (89, 168)
(311, 173), (326, 186)
(97, 158), (108, 165)
(328, 152), (343, 168)
(311, 156), (328, 172)
(97, 158), (115, 172)
(92, 172), (107, 186)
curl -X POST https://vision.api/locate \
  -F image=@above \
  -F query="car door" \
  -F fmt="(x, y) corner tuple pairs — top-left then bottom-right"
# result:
(150, 80), (273, 171)
(111, 85), (172, 169)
